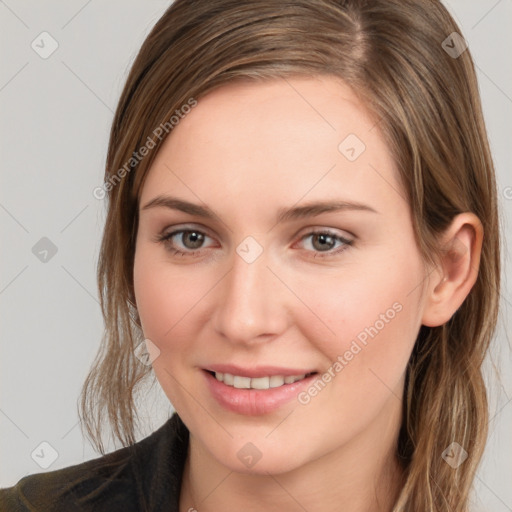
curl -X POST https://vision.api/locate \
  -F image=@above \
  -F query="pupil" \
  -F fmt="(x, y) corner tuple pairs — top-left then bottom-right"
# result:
(184, 231), (204, 249)
(313, 234), (334, 251)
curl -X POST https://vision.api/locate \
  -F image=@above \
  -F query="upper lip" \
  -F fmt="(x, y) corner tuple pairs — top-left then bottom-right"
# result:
(204, 364), (317, 378)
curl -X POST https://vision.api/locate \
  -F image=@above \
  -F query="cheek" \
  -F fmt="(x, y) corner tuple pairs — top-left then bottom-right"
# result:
(295, 251), (423, 391)
(133, 248), (207, 409)
(133, 247), (200, 342)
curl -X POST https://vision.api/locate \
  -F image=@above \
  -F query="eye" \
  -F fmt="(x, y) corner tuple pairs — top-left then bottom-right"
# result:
(156, 228), (216, 257)
(297, 230), (354, 258)
(155, 226), (354, 259)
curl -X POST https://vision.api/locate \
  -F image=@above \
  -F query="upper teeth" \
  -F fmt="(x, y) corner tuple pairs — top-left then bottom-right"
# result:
(215, 372), (306, 390)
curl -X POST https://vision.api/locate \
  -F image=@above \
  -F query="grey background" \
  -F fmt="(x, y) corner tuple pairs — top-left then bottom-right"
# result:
(1, 1), (511, 509)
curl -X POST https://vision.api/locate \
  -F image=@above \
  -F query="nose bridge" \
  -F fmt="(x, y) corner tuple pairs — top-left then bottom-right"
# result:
(213, 245), (287, 343)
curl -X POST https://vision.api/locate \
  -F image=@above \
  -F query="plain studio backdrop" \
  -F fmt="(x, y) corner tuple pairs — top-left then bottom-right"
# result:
(0, 1), (511, 510)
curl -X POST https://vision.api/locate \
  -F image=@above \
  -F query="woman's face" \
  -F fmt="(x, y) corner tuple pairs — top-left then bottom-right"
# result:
(134, 76), (429, 474)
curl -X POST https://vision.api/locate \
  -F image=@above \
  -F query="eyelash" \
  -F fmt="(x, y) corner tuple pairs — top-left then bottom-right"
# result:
(155, 227), (354, 259)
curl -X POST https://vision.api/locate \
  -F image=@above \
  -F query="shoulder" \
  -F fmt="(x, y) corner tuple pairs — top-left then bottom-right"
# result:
(0, 413), (189, 512)
(0, 453), (133, 512)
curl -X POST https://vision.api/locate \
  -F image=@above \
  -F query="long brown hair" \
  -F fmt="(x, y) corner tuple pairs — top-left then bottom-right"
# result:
(79, 1), (501, 509)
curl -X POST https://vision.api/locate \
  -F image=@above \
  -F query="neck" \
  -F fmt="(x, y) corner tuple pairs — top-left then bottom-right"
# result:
(179, 396), (405, 512)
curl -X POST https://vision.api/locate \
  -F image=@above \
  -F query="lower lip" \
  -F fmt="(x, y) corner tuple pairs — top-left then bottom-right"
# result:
(203, 370), (318, 415)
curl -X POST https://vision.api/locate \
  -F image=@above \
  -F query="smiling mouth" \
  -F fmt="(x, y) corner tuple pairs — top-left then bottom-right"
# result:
(206, 370), (318, 390)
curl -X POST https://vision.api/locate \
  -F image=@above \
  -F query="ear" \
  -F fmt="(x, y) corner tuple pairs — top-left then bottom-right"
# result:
(421, 213), (483, 327)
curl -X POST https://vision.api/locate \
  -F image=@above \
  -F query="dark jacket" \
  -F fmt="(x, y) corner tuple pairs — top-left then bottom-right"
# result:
(0, 413), (189, 511)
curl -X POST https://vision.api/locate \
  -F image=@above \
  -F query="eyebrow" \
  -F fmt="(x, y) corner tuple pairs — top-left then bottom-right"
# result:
(140, 195), (378, 222)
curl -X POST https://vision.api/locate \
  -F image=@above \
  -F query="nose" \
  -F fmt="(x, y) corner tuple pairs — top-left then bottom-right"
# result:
(212, 246), (290, 345)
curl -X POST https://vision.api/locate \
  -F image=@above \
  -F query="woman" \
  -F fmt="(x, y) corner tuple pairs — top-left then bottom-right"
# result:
(0, 0), (501, 510)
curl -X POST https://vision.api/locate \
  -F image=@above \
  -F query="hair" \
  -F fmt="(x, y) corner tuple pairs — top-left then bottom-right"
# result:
(78, 0), (501, 510)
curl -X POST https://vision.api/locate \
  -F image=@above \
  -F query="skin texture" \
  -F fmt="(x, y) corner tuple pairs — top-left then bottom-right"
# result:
(133, 76), (483, 512)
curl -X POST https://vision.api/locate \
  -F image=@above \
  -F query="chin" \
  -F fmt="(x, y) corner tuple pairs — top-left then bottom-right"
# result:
(225, 452), (304, 476)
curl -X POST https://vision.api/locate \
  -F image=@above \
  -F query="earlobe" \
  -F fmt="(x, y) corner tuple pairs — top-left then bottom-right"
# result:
(421, 213), (483, 327)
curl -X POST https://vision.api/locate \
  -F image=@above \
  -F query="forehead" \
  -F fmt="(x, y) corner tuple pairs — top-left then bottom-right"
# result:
(140, 76), (405, 219)
(164, 76), (377, 159)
